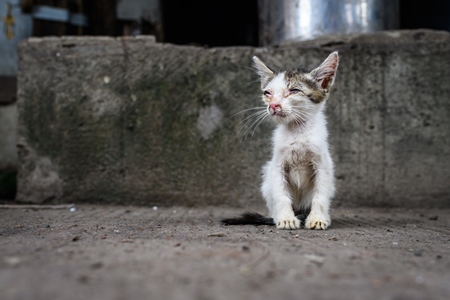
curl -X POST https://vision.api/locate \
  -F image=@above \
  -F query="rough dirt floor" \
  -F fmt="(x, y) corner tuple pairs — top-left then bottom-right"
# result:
(0, 205), (449, 300)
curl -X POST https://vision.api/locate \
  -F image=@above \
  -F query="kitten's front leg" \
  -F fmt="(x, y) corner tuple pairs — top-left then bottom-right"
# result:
(305, 161), (334, 230)
(261, 161), (300, 230)
(305, 198), (331, 230)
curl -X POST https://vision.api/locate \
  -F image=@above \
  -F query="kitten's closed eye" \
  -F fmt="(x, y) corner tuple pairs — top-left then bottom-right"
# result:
(264, 90), (272, 97)
(289, 88), (302, 94)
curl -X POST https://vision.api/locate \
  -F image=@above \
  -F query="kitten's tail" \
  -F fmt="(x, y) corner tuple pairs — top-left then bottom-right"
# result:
(221, 212), (275, 226)
(221, 209), (309, 226)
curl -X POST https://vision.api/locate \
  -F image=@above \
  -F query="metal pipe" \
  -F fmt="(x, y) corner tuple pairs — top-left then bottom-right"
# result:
(259, 0), (399, 46)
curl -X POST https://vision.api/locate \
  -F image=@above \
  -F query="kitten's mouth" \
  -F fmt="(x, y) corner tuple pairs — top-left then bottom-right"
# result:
(270, 111), (286, 118)
(268, 106), (286, 117)
(273, 112), (286, 118)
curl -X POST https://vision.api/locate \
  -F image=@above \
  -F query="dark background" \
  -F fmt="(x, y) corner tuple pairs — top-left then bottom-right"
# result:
(30, 0), (450, 47)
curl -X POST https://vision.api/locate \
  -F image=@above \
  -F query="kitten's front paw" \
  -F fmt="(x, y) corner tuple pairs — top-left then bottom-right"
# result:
(305, 215), (330, 230)
(276, 217), (301, 230)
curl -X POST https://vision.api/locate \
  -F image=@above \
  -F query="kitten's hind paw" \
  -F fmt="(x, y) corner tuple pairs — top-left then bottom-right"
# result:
(305, 215), (330, 230)
(276, 217), (301, 230)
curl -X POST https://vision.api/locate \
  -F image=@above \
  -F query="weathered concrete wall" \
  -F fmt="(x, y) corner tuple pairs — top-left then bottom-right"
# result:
(17, 31), (450, 207)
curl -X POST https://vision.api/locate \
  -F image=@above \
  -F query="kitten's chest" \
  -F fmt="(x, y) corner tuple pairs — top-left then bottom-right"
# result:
(274, 128), (317, 161)
(279, 142), (317, 167)
(272, 122), (324, 163)
(272, 126), (322, 190)
(278, 142), (318, 191)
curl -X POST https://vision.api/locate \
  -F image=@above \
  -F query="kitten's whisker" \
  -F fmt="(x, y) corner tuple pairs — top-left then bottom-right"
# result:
(236, 110), (266, 139)
(241, 112), (267, 142)
(296, 111), (312, 121)
(292, 110), (310, 118)
(236, 109), (265, 124)
(290, 106), (315, 116)
(290, 111), (311, 125)
(237, 110), (266, 128)
(245, 79), (262, 87)
(241, 112), (266, 140)
(228, 106), (266, 120)
(249, 114), (268, 140)
(290, 107), (314, 119)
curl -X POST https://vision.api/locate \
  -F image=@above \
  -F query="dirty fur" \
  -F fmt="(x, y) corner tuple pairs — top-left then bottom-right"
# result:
(222, 52), (339, 230)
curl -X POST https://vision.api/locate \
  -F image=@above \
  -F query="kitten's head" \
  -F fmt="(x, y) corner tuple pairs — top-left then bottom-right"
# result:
(253, 52), (339, 125)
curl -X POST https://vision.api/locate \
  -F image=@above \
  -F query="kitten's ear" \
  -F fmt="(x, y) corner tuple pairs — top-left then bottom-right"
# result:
(310, 52), (339, 89)
(252, 56), (275, 88)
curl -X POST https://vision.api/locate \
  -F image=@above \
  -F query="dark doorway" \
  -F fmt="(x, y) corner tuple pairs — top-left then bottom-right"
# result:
(400, 0), (450, 32)
(161, 0), (259, 47)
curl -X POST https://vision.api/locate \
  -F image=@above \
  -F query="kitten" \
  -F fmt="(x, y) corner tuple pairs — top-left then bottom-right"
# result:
(223, 52), (339, 230)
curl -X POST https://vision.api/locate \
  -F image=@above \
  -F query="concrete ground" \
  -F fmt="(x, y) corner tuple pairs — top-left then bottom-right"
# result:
(0, 204), (449, 300)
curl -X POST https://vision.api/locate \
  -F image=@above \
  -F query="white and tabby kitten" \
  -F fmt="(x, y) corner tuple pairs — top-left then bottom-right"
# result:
(223, 52), (339, 230)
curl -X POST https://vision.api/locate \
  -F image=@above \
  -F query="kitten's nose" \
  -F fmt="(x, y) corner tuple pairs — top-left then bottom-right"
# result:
(269, 103), (281, 114)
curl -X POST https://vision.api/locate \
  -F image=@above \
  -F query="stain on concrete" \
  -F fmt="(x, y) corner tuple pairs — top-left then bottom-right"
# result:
(196, 104), (224, 139)
(16, 138), (62, 203)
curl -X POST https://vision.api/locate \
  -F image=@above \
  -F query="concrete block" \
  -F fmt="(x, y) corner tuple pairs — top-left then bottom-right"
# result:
(16, 31), (450, 207)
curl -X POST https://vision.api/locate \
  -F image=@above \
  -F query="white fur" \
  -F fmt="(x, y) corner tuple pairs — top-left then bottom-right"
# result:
(261, 110), (335, 229)
(255, 53), (338, 230)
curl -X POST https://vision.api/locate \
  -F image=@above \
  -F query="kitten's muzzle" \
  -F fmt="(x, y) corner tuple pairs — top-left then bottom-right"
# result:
(269, 103), (284, 116)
